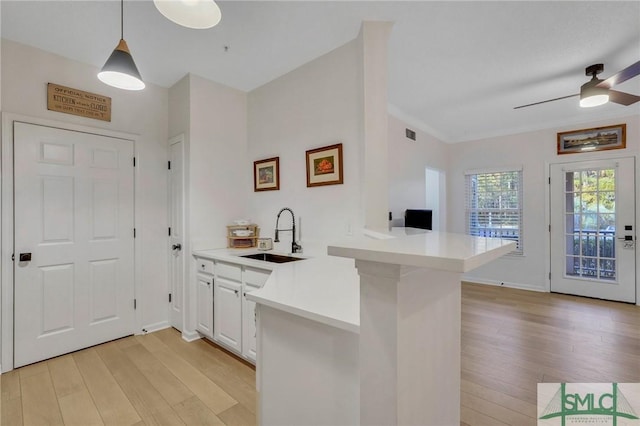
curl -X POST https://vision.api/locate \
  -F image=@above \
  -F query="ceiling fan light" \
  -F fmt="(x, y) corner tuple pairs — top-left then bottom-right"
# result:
(579, 79), (609, 108)
(154, 0), (221, 29)
(98, 40), (145, 91)
(580, 94), (609, 108)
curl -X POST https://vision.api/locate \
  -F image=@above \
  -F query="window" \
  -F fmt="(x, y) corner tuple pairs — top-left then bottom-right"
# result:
(465, 168), (523, 254)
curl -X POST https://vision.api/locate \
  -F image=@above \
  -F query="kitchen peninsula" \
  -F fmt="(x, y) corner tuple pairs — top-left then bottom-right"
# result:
(248, 228), (515, 426)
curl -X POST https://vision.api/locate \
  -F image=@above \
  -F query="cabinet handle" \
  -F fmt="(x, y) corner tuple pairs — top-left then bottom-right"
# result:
(234, 289), (239, 296)
(201, 264), (205, 269)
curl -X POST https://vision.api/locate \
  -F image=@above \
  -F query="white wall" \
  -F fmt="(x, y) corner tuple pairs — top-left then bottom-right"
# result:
(168, 73), (248, 335)
(388, 114), (449, 230)
(361, 22), (393, 231)
(188, 74), (249, 250)
(1, 39), (170, 332)
(247, 39), (364, 254)
(448, 114), (640, 293)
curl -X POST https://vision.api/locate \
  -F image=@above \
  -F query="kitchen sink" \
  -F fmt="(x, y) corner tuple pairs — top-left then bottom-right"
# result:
(240, 253), (305, 263)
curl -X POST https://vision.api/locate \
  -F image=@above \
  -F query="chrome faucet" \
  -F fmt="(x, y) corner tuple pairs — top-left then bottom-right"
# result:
(274, 207), (302, 254)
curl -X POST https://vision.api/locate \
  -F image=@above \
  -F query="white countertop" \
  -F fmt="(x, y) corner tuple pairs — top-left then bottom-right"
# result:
(193, 229), (515, 334)
(192, 247), (360, 333)
(328, 228), (516, 272)
(249, 256), (360, 333)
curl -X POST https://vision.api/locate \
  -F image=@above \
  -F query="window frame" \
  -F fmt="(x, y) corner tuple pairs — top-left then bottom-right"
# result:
(464, 167), (524, 255)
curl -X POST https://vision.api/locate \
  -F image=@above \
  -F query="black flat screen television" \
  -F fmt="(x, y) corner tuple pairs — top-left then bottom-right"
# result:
(404, 209), (433, 230)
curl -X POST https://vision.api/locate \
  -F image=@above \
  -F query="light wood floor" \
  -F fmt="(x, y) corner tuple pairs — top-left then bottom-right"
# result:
(1, 283), (638, 426)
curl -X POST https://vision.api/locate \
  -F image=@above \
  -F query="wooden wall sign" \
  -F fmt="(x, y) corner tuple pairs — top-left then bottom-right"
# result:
(47, 83), (112, 122)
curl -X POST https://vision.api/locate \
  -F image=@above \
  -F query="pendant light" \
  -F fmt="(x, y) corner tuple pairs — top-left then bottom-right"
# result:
(98, 0), (145, 91)
(154, 0), (222, 29)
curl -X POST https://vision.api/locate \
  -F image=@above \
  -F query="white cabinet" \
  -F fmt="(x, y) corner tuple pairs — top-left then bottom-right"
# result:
(195, 272), (213, 338)
(242, 266), (270, 362)
(214, 277), (242, 353)
(242, 283), (260, 362)
(194, 255), (270, 363)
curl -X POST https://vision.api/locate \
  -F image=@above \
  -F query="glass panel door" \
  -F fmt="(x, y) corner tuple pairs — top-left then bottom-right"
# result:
(550, 158), (636, 303)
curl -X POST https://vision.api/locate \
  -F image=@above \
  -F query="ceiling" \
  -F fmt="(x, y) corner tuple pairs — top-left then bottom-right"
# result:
(2, 1), (639, 143)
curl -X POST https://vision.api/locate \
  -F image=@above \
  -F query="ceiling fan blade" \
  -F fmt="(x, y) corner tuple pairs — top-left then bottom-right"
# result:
(514, 94), (578, 109)
(596, 60), (640, 88)
(609, 89), (640, 106)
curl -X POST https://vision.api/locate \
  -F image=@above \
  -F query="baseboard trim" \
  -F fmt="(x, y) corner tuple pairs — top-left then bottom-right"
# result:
(138, 321), (170, 335)
(181, 330), (201, 342)
(462, 277), (546, 293)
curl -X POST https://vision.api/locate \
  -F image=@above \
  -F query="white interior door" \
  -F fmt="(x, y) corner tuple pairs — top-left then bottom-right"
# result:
(550, 158), (636, 303)
(14, 122), (135, 367)
(168, 137), (184, 330)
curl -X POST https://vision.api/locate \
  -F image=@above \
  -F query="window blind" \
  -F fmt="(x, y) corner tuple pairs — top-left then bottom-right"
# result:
(465, 169), (523, 254)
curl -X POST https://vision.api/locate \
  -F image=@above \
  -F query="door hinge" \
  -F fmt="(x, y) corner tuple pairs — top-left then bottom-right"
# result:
(134, 299), (137, 310)
(168, 227), (171, 236)
(133, 157), (136, 167)
(134, 228), (136, 238)
(168, 161), (171, 170)
(548, 272), (551, 280)
(169, 293), (172, 303)
(11, 253), (14, 261)
(548, 177), (551, 184)
(548, 225), (551, 232)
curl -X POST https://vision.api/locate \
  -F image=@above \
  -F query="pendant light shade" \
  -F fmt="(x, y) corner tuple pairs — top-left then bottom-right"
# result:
(154, 0), (222, 29)
(98, 0), (145, 91)
(98, 39), (145, 91)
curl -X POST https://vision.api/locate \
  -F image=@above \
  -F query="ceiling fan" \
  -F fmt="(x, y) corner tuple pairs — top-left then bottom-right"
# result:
(514, 61), (640, 109)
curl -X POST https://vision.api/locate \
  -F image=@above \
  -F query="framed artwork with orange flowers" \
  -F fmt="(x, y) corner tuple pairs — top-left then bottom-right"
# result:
(306, 143), (343, 187)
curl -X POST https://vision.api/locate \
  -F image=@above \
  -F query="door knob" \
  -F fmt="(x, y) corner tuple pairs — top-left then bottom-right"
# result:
(172, 244), (182, 251)
(19, 253), (32, 262)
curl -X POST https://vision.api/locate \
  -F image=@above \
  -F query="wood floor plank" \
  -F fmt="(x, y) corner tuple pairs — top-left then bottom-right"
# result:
(57, 389), (104, 426)
(153, 328), (257, 414)
(172, 395), (225, 425)
(73, 348), (141, 426)
(461, 405), (510, 426)
(136, 333), (237, 414)
(95, 340), (183, 426)
(218, 402), (257, 426)
(48, 354), (87, 398)
(461, 391), (535, 425)
(21, 370), (64, 425)
(122, 342), (194, 406)
(461, 379), (537, 419)
(1, 370), (23, 426)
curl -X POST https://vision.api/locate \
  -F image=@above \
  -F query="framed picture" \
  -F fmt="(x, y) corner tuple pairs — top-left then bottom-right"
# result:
(557, 124), (626, 155)
(254, 157), (279, 191)
(306, 143), (343, 187)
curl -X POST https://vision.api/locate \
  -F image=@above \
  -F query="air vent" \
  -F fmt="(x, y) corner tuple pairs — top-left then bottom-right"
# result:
(405, 128), (416, 141)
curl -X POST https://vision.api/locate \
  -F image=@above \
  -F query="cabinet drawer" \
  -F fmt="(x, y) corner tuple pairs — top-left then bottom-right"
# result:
(216, 261), (242, 282)
(244, 267), (270, 287)
(196, 258), (214, 275)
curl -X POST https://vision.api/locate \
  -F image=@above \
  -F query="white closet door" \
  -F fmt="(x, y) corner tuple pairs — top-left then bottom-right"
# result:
(14, 122), (135, 367)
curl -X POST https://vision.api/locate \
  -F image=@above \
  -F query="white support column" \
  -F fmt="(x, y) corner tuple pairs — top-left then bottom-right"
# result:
(356, 259), (462, 426)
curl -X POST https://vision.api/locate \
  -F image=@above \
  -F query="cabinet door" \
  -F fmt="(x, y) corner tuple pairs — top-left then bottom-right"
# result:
(242, 283), (260, 362)
(214, 277), (242, 353)
(195, 273), (213, 338)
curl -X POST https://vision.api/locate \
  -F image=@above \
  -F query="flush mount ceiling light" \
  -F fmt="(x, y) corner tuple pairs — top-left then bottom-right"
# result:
(98, 0), (145, 91)
(154, 0), (222, 29)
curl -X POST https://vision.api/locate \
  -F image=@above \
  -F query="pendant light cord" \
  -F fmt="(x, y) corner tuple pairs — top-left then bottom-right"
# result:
(120, 0), (124, 40)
